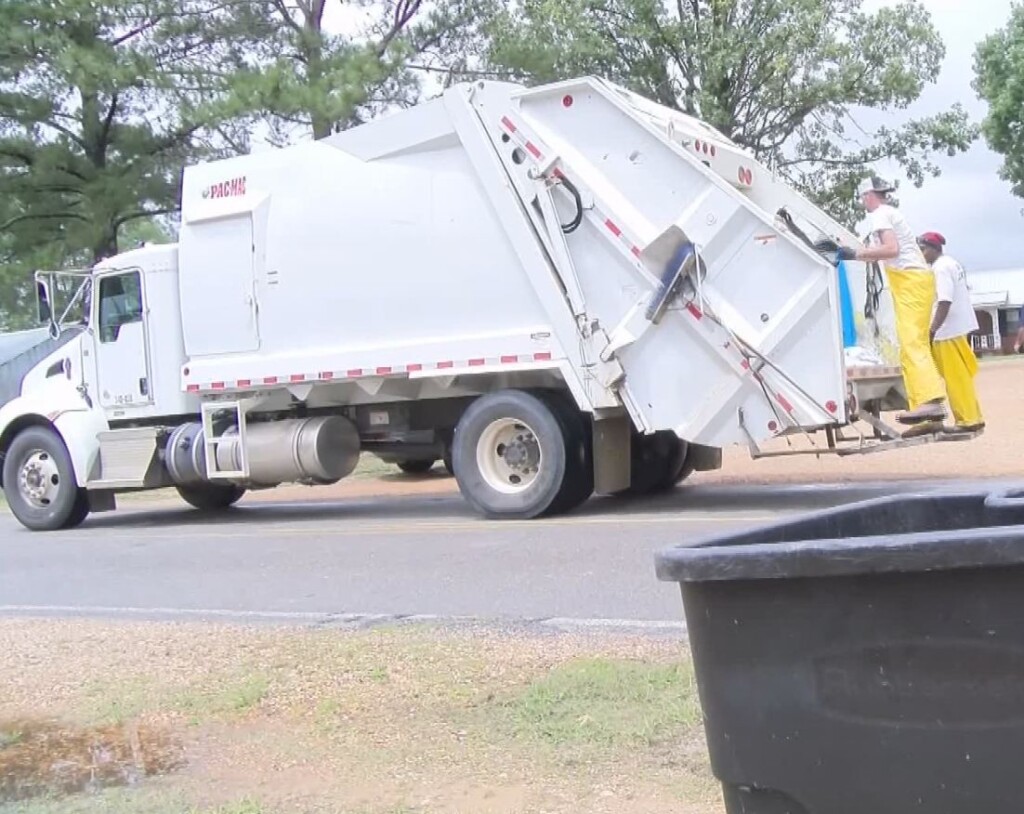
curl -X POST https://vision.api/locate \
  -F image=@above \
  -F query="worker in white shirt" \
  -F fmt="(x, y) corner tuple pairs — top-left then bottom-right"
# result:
(918, 232), (985, 432)
(837, 176), (947, 426)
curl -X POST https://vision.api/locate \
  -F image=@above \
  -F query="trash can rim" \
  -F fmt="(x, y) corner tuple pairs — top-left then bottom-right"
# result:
(655, 505), (1024, 585)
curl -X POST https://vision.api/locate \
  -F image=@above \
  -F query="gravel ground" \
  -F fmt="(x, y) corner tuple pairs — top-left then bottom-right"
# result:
(0, 619), (713, 814)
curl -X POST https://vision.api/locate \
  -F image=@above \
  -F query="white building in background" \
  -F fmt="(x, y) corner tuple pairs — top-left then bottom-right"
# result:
(967, 269), (1024, 355)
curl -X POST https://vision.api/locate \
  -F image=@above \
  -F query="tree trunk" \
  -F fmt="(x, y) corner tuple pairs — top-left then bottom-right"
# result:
(91, 226), (118, 264)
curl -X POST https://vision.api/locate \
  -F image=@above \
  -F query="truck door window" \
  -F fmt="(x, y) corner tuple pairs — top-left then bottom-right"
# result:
(98, 272), (143, 343)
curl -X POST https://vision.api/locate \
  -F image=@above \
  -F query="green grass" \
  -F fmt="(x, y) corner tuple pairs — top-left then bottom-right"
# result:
(0, 787), (233, 814)
(499, 657), (702, 751)
(1, 789), (418, 814)
(173, 674), (269, 722)
(81, 676), (156, 725)
(0, 726), (24, 748)
(79, 671), (269, 728)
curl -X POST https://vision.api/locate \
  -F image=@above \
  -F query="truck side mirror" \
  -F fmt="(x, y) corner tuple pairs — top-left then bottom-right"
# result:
(36, 279), (51, 323)
(35, 279), (59, 338)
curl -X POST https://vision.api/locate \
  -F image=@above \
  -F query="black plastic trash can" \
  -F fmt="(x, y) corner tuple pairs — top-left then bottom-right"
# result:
(654, 489), (1024, 814)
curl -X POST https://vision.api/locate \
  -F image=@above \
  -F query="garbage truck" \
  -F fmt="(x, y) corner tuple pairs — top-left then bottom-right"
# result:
(0, 76), (930, 532)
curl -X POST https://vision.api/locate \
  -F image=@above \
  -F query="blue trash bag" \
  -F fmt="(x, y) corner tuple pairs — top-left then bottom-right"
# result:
(836, 258), (857, 348)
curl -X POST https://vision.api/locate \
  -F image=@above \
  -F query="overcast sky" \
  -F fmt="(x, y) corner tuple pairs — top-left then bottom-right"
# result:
(861, 0), (1022, 271)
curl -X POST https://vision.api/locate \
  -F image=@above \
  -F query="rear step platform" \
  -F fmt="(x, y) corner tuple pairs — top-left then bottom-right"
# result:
(741, 410), (983, 460)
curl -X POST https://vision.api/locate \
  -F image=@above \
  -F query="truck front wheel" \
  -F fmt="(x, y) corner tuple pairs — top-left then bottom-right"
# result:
(176, 483), (246, 512)
(2, 426), (90, 531)
(452, 390), (570, 519)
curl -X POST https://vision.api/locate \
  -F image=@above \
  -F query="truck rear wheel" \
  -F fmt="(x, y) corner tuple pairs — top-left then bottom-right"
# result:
(2, 426), (89, 531)
(176, 483), (246, 512)
(452, 390), (571, 519)
(538, 390), (594, 514)
(615, 431), (684, 497)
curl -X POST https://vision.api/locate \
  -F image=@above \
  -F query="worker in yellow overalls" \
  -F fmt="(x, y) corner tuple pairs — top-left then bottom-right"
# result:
(837, 177), (947, 427)
(917, 231), (985, 433)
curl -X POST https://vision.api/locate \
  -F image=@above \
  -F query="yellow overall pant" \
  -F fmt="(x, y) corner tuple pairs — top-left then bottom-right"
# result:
(886, 267), (946, 409)
(932, 335), (984, 427)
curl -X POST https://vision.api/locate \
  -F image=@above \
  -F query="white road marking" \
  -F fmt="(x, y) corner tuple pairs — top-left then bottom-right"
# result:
(43, 511), (781, 542)
(0, 604), (687, 635)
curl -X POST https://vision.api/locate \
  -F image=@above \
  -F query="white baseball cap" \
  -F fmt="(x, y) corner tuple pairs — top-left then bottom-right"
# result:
(857, 175), (895, 197)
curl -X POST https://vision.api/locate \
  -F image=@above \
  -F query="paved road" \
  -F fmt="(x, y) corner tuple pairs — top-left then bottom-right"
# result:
(0, 479), (1013, 631)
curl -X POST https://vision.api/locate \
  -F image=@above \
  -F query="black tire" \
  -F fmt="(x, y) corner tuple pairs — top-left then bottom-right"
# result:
(537, 390), (594, 515)
(673, 445), (696, 485)
(613, 430), (678, 497)
(2, 426), (89, 531)
(176, 483), (246, 512)
(396, 459), (436, 475)
(667, 437), (696, 485)
(451, 390), (569, 519)
(67, 489), (92, 527)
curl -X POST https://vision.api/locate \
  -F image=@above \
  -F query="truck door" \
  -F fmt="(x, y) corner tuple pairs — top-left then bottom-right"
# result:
(94, 269), (153, 409)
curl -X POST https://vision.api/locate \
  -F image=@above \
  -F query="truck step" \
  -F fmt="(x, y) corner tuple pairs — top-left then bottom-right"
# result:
(86, 427), (167, 490)
(834, 425), (982, 457)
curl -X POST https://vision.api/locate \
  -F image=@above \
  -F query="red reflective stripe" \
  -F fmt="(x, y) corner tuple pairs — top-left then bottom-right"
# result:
(203, 355), (556, 387)
(525, 141), (542, 158)
(604, 219), (621, 237)
(740, 359), (751, 370)
(686, 303), (703, 320)
(552, 168), (565, 179)
(631, 245), (642, 258)
(501, 116), (516, 132)
(186, 384), (200, 392)
(776, 393), (794, 414)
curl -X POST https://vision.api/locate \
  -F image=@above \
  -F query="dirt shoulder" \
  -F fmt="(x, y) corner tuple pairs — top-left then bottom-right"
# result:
(0, 619), (713, 814)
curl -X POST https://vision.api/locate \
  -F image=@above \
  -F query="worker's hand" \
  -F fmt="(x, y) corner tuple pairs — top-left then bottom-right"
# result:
(836, 246), (857, 261)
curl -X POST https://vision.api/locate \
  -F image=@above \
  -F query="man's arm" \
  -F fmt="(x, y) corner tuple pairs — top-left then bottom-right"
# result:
(838, 227), (898, 262)
(930, 263), (954, 342)
(930, 301), (951, 343)
(855, 229), (899, 263)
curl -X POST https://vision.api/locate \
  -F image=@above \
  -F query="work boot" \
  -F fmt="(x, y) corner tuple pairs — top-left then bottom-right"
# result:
(897, 400), (946, 425)
(901, 420), (944, 439)
(943, 422), (986, 435)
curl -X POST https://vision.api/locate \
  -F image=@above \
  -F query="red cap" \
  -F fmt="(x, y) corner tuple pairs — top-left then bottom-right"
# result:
(918, 231), (946, 248)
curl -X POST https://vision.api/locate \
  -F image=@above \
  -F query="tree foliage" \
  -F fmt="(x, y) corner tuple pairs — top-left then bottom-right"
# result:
(220, 0), (488, 143)
(0, 0), (986, 331)
(484, 0), (977, 225)
(974, 3), (1024, 198)
(0, 0), (250, 267)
